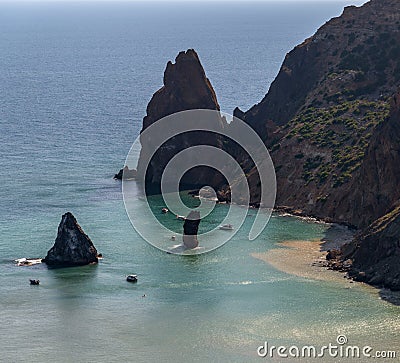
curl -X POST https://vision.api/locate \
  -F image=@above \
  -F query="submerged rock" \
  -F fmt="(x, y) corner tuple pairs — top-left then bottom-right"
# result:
(43, 212), (98, 267)
(182, 210), (201, 249)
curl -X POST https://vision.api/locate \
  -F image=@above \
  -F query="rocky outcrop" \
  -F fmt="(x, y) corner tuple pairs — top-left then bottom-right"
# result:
(339, 206), (400, 290)
(43, 212), (98, 267)
(233, 0), (400, 229)
(230, 0), (400, 290)
(238, 0), (400, 137)
(141, 49), (220, 131)
(182, 210), (201, 249)
(136, 49), (225, 193)
(114, 166), (137, 180)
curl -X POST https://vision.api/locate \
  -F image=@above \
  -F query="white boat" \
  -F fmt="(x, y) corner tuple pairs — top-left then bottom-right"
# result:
(176, 215), (186, 221)
(219, 224), (234, 231)
(161, 208), (169, 214)
(126, 274), (138, 283)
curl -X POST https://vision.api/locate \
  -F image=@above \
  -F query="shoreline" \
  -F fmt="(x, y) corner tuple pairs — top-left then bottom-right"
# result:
(251, 239), (400, 305)
(251, 239), (355, 285)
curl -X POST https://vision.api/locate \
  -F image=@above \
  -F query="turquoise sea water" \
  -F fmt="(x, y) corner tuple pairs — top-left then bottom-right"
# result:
(1, 1), (398, 362)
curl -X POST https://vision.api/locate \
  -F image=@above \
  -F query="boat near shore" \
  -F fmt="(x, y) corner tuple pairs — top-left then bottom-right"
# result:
(219, 224), (233, 231)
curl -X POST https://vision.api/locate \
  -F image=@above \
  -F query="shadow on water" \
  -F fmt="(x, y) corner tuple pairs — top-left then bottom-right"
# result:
(47, 264), (99, 295)
(379, 289), (400, 306)
(48, 263), (98, 278)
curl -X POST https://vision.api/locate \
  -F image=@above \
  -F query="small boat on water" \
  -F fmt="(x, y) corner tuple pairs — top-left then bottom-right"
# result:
(161, 208), (169, 214)
(29, 279), (40, 285)
(219, 224), (234, 231)
(126, 274), (138, 283)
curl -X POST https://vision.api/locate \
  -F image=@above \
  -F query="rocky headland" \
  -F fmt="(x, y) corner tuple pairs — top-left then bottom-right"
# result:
(121, 0), (400, 290)
(234, 0), (400, 290)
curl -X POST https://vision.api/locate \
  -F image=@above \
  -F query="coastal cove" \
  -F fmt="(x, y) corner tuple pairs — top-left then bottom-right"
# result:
(2, 191), (400, 362)
(1, 1), (399, 362)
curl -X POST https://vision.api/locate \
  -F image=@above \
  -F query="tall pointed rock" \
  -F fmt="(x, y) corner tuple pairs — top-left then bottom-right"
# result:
(136, 49), (225, 193)
(43, 212), (98, 267)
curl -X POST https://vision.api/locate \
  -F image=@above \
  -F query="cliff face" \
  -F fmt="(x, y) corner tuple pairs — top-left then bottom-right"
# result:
(136, 49), (225, 192)
(43, 212), (98, 267)
(238, 0), (400, 133)
(342, 205), (400, 291)
(333, 91), (400, 228)
(236, 0), (400, 228)
(230, 0), (400, 290)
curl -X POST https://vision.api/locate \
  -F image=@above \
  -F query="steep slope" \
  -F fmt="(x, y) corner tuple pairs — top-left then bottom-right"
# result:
(333, 90), (400, 228)
(237, 0), (400, 133)
(235, 0), (400, 228)
(341, 205), (400, 291)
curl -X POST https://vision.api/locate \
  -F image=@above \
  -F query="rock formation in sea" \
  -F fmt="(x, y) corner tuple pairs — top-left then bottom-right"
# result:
(182, 210), (201, 249)
(135, 49), (226, 194)
(118, 0), (400, 289)
(43, 212), (99, 267)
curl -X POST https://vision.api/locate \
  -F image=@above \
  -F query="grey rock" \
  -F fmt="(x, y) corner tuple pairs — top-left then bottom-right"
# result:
(43, 212), (98, 267)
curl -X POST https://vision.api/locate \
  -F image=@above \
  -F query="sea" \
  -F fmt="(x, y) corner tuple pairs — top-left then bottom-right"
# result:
(0, 1), (399, 362)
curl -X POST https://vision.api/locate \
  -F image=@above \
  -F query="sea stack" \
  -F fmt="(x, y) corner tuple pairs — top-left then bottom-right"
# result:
(182, 210), (201, 249)
(43, 212), (98, 267)
(136, 49), (225, 193)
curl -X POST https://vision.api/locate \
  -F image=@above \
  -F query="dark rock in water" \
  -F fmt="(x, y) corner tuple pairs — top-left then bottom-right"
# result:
(43, 212), (98, 267)
(29, 279), (40, 285)
(182, 210), (201, 249)
(114, 166), (137, 180)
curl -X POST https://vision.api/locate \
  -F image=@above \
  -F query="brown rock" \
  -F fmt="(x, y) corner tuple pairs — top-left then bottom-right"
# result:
(136, 49), (225, 193)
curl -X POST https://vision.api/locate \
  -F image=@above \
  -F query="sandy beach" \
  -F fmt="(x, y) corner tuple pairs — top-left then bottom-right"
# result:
(252, 239), (353, 284)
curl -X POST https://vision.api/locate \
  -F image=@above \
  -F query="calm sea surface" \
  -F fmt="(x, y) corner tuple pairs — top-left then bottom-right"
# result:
(1, 1), (398, 362)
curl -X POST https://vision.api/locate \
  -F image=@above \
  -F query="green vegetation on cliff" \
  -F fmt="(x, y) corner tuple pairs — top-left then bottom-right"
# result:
(284, 100), (390, 186)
